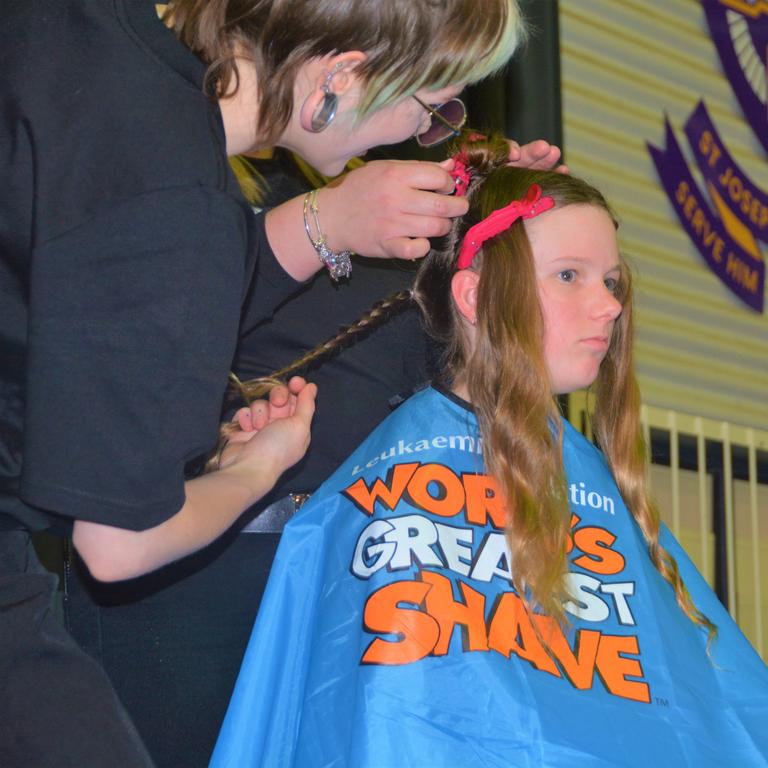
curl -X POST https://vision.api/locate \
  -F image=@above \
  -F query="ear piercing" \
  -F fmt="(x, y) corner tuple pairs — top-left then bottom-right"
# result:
(310, 62), (344, 133)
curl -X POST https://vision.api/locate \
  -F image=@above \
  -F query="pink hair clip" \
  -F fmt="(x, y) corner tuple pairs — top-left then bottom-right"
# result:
(456, 183), (555, 270)
(449, 151), (471, 196)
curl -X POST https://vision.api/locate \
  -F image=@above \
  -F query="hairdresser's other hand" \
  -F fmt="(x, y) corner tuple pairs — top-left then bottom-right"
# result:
(321, 159), (469, 260)
(221, 377), (316, 477)
(229, 377), (310, 438)
(507, 139), (569, 174)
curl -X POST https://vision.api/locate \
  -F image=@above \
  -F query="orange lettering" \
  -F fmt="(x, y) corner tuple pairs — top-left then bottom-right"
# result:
(540, 621), (601, 690)
(361, 580), (439, 665)
(462, 473), (507, 529)
(407, 464), (465, 518)
(595, 634), (651, 703)
(572, 527), (626, 575)
(487, 593), (560, 676)
(344, 463), (419, 516)
(421, 571), (489, 654)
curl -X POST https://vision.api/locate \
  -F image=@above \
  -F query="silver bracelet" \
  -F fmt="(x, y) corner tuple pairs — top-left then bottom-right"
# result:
(302, 189), (353, 281)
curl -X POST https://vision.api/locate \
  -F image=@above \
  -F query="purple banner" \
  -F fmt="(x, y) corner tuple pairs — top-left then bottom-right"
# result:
(648, 120), (765, 311)
(685, 100), (768, 242)
(702, 0), (768, 154)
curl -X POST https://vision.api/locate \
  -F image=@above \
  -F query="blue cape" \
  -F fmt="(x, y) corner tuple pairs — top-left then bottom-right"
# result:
(212, 386), (768, 767)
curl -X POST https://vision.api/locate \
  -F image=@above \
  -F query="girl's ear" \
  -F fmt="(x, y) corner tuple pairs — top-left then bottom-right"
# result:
(451, 269), (480, 325)
(299, 51), (368, 132)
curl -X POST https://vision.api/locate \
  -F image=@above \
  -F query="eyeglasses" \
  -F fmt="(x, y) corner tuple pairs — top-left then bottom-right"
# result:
(413, 96), (467, 148)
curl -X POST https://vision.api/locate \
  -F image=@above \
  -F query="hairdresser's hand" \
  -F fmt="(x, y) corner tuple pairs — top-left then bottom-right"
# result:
(266, 160), (467, 279)
(221, 377), (316, 478)
(320, 159), (469, 260)
(229, 377), (311, 438)
(507, 139), (569, 174)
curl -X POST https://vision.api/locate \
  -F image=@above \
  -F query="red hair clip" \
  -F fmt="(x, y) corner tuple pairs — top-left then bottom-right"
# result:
(449, 151), (471, 196)
(456, 183), (555, 270)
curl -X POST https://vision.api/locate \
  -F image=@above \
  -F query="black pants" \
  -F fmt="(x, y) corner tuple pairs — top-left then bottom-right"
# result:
(0, 530), (154, 768)
(64, 529), (280, 768)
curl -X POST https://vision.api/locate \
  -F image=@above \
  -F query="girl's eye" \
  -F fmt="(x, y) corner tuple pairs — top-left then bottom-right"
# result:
(558, 269), (576, 283)
(604, 276), (619, 294)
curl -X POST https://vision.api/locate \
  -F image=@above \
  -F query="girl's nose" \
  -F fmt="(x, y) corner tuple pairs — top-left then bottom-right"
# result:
(597, 285), (623, 320)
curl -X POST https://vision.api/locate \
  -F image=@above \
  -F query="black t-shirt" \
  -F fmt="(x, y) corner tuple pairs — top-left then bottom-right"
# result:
(0, 0), (298, 532)
(234, 152), (439, 513)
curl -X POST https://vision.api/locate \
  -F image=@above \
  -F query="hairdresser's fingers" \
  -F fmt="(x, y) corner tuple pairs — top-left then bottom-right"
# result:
(352, 158), (458, 195)
(384, 208), (456, 240)
(507, 139), (564, 171)
(396, 161), (469, 203)
(372, 203), (457, 258)
(379, 235), (432, 261)
(236, 407), (254, 432)
(426, 159), (462, 195)
(283, 377), (310, 417)
(268, 383), (290, 409)
(398, 187), (469, 221)
(293, 382), (318, 426)
(329, 158), (457, 199)
(266, 384), (296, 420)
(265, 377), (311, 421)
(225, 407), (261, 445)
(287, 376), (308, 395)
(320, 160), (465, 261)
(232, 383), (317, 474)
(248, 400), (270, 432)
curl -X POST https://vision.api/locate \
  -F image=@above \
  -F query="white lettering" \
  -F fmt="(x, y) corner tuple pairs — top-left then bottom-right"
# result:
(470, 533), (513, 583)
(351, 519), (396, 577)
(563, 573), (610, 622)
(434, 524), (473, 576)
(384, 515), (443, 571)
(600, 581), (637, 626)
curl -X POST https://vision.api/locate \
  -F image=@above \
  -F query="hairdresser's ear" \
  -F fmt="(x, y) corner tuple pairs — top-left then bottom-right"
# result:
(299, 51), (368, 132)
(451, 269), (480, 325)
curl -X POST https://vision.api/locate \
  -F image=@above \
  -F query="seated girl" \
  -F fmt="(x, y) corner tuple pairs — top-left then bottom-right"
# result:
(211, 137), (768, 767)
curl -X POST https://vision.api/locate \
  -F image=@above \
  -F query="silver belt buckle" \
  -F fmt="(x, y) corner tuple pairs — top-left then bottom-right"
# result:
(240, 493), (310, 534)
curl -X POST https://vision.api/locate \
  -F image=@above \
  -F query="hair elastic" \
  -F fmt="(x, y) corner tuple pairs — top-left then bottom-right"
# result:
(456, 183), (555, 270)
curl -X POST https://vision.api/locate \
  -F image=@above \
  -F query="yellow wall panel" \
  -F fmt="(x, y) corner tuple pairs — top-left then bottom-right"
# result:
(560, 0), (768, 429)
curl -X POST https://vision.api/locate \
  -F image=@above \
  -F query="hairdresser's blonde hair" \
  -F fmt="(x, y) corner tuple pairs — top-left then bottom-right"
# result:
(167, 0), (524, 145)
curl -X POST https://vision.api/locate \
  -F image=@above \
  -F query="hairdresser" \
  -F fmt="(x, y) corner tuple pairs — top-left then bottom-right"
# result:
(0, 1), (543, 764)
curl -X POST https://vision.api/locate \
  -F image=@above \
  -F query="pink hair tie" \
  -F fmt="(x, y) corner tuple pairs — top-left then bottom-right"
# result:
(456, 183), (555, 270)
(449, 151), (471, 196)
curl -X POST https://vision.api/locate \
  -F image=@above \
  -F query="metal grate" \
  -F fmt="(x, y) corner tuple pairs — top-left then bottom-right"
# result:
(570, 391), (767, 659)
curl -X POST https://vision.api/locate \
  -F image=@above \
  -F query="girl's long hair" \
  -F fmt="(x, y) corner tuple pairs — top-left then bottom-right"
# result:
(414, 136), (714, 637)
(227, 134), (714, 639)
